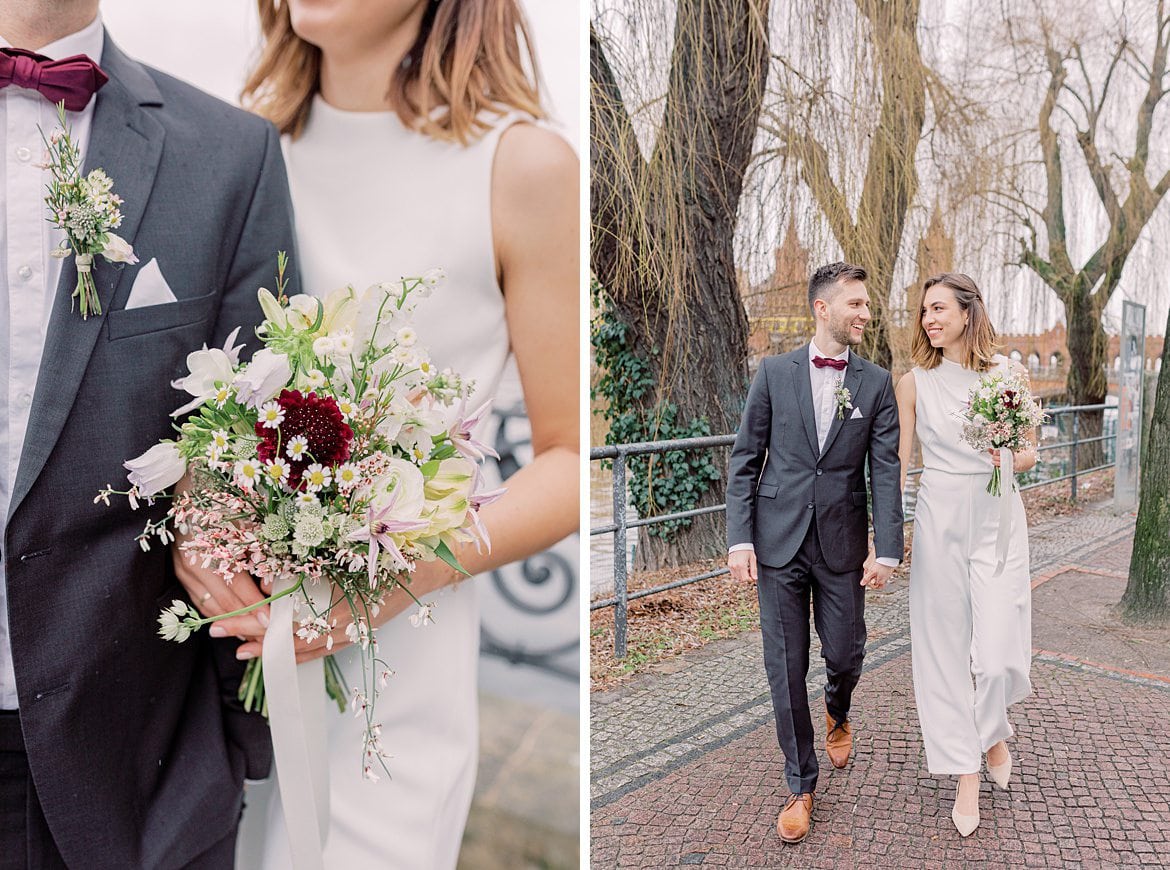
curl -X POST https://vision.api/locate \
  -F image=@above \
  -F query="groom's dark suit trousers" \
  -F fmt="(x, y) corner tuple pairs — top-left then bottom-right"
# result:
(0, 711), (237, 869)
(756, 515), (867, 795)
(0, 711), (65, 869)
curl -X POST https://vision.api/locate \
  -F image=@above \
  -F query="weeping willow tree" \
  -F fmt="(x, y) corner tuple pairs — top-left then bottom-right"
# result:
(591, 1), (770, 569)
(1003, 1), (1170, 467)
(758, 0), (930, 371)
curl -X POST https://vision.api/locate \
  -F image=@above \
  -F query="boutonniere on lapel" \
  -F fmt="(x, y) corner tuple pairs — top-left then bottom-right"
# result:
(834, 378), (853, 420)
(40, 101), (138, 319)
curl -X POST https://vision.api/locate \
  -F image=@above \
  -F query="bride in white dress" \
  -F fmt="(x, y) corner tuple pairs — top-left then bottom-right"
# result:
(896, 273), (1034, 838)
(174, 1), (579, 867)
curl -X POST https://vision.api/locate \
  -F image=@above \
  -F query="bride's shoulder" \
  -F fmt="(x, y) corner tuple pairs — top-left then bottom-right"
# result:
(895, 368), (917, 400)
(493, 123), (577, 209)
(494, 123), (577, 189)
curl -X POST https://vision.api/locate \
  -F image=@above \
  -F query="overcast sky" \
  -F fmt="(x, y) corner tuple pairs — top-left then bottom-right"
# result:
(100, 1), (581, 153)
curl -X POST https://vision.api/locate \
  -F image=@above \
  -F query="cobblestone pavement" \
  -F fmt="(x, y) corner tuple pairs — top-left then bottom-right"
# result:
(590, 504), (1170, 867)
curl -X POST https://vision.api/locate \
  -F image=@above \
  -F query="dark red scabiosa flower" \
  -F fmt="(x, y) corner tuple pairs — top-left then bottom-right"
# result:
(1002, 389), (1019, 409)
(256, 390), (354, 489)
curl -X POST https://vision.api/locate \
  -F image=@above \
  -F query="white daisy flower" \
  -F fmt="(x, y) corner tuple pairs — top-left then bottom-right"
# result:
(265, 459), (291, 486)
(333, 330), (355, 356)
(336, 398), (357, 420)
(234, 459), (261, 490)
(304, 368), (327, 389)
(259, 401), (285, 428)
(395, 326), (417, 347)
(296, 492), (319, 507)
(286, 434), (310, 461)
(303, 463), (332, 492)
(212, 385), (232, 408)
(335, 462), (360, 492)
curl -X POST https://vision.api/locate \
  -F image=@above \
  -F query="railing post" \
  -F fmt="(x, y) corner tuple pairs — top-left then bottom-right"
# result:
(612, 450), (628, 659)
(1070, 412), (1079, 503)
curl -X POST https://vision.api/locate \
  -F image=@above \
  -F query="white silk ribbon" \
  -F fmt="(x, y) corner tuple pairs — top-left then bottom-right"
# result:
(993, 448), (1013, 577)
(262, 576), (329, 870)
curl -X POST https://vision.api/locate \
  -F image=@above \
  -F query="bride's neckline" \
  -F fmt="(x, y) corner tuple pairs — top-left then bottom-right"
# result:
(311, 94), (397, 121)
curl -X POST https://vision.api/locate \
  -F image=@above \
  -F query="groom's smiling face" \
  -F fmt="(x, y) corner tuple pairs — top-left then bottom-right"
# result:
(819, 279), (871, 347)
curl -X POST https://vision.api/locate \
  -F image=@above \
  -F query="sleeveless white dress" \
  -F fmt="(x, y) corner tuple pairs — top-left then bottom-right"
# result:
(239, 97), (522, 869)
(908, 354), (1032, 775)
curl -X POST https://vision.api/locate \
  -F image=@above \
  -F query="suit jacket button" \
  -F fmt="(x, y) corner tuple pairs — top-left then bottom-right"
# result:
(816, 469), (823, 476)
(807, 503), (814, 509)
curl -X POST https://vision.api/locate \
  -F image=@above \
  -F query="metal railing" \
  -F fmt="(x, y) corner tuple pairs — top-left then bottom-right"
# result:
(590, 404), (1116, 657)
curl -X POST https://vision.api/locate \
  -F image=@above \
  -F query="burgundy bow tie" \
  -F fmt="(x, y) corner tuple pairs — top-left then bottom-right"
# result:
(812, 355), (848, 371)
(0, 48), (108, 112)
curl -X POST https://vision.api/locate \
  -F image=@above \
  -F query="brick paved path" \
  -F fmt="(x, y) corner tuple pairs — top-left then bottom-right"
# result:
(590, 505), (1170, 867)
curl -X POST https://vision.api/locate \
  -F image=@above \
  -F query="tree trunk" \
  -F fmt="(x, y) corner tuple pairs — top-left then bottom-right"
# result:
(591, 1), (771, 570)
(1064, 288), (1108, 470)
(1121, 311), (1170, 622)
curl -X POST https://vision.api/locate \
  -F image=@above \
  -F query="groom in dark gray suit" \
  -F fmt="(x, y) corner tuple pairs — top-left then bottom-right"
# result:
(0, 3), (297, 867)
(727, 262), (903, 844)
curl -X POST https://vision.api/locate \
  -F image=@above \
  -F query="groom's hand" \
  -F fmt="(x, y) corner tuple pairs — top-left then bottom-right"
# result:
(861, 561), (894, 590)
(728, 549), (757, 583)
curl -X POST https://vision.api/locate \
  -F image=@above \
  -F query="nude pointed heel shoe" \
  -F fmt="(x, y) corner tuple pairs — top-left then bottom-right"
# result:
(951, 804), (979, 837)
(987, 746), (1012, 790)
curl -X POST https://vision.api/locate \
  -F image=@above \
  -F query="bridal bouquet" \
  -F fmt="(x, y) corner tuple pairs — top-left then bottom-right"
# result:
(958, 368), (1046, 496)
(98, 256), (503, 778)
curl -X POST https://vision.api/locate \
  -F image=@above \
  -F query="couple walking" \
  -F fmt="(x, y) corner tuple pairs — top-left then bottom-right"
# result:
(727, 262), (1034, 841)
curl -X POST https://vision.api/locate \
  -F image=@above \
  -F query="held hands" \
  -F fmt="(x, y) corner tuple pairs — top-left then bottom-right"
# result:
(728, 549), (758, 583)
(860, 547), (894, 590)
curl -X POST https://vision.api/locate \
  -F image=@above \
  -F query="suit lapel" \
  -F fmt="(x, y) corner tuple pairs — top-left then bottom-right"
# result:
(819, 352), (865, 458)
(8, 36), (164, 523)
(790, 347), (820, 458)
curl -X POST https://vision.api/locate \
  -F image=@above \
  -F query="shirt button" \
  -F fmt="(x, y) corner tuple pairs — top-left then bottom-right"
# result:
(19, 392), (32, 407)
(17, 264), (32, 281)
(15, 145), (31, 162)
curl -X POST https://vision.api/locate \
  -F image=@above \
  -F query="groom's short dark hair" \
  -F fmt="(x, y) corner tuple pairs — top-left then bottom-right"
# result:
(808, 262), (867, 313)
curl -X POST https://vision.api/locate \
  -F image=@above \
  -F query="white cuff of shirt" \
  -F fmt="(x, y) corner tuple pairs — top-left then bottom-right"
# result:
(728, 543), (899, 568)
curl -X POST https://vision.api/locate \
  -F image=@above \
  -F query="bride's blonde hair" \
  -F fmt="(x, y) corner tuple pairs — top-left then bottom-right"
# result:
(243, 0), (545, 144)
(911, 273), (1001, 372)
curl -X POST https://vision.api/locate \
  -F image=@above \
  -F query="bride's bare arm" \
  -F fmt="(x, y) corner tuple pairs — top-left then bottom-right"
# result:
(468, 122), (581, 568)
(895, 371), (917, 493)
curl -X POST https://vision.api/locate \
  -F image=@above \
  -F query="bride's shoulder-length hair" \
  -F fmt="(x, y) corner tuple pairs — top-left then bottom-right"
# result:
(911, 272), (1000, 373)
(243, 0), (545, 144)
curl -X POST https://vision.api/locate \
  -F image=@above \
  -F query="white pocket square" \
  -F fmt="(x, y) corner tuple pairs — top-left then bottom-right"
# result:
(850, 407), (864, 420)
(124, 258), (177, 309)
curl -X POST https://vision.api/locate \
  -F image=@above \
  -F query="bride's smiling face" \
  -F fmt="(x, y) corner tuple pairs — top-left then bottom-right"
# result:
(287, 0), (428, 55)
(920, 284), (969, 351)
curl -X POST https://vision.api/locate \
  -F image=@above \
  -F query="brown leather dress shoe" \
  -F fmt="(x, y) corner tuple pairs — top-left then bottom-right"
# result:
(825, 709), (853, 769)
(776, 792), (814, 843)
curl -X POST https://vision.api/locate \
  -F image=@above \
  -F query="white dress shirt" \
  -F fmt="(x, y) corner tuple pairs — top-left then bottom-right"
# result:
(730, 341), (898, 568)
(809, 340), (848, 452)
(0, 15), (104, 709)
